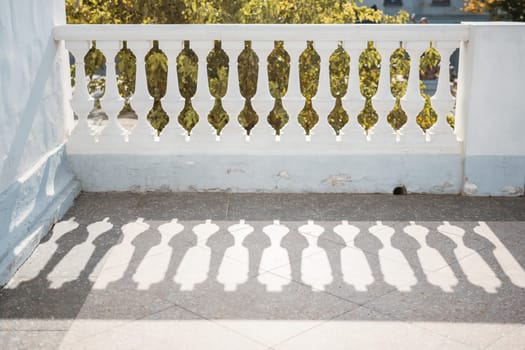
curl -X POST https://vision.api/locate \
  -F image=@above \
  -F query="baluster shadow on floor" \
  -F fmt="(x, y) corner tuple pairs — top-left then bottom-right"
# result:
(1, 193), (524, 349)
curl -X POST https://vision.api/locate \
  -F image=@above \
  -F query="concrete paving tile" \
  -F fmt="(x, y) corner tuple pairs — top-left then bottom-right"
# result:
(363, 255), (525, 348)
(484, 325), (525, 350)
(88, 224), (195, 289)
(189, 271), (358, 346)
(480, 221), (525, 247)
(162, 271), (358, 321)
(3, 193), (524, 350)
(61, 305), (266, 350)
(400, 196), (516, 222)
(0, 330), (67, 350)
(0, 317), (73, 332)
(73, 287), (175, 321)
(216, 319), (335, 348)
(0, 278), (92, 322)
(135, 192), (230, 221)
(64, 193), (142, 226)
(298, 246), (398, 304)
(259, 229), (396, 304)
(59, 289), (177, 341)
(225, 193), (286, 220)
(312, 221), (492, 272)
(196, 220), (342, 279)
(494, 197), (525, 220)
(273, 307), (475, 350)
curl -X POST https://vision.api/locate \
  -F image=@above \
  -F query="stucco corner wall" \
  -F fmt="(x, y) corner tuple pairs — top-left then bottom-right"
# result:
(0, 0), (80, 286)
(461, 23), (525, 196)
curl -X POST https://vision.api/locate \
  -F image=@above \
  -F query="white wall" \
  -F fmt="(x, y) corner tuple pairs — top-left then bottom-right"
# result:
(0, 0), (80, 286)
(460, 23), (525, 196)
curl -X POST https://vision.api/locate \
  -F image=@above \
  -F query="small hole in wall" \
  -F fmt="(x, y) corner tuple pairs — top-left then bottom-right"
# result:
(393, 186), (407, 195)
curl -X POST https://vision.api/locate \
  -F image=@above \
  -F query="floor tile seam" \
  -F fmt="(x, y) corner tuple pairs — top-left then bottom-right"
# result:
(255, 249), (336, 278)
(437, 245), (494, 274)
(259, 251), (397, 306)
(62, 302), (181, 344)
(167, 301), (271, 348)
(0, 328), (69, 333)
(58, 320), (129, 346)
(310, 284), (396, 307)
(241, 247), (329, 279)
(93, 236), (219, 279)
(358, 292), (521, 349)
(357, 289), (404, 318)
(348, 236), (492, 273)
(266, 308), (357, 349)
(480, 324), (525, 350)
(224, 192), (231, 220)
(402, 318), (481, 349)
(256, 268), (363, 309)
(93, 243), (190, 275)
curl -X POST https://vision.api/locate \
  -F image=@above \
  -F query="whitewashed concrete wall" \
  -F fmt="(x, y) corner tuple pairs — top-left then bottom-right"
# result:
(460, 23), (525, 196)
(0, 0), (80, 286)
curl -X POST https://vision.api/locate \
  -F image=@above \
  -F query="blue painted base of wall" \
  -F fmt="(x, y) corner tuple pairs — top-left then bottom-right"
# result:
(68, 153), (462, 194)
(0, 146), (80, 286)
(464, 156), (525, 196)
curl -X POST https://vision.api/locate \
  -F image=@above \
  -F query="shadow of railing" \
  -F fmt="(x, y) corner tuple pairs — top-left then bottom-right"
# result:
(2, 196), (524, 324)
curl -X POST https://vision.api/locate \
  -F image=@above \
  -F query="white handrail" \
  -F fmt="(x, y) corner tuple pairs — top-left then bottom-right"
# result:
(54, 24), (470, 42)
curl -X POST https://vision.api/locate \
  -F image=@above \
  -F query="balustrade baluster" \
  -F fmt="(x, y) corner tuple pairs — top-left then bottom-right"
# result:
(454, 40), (468, 142)
(66, 41), (93, 145)
(372, 41), (398, 141)
(97, 41), (126, 145)
(314, 41), (337, 143)
(282, 41), (306, 143)
(159, 40), (184, 144)
(128, 41), (156, 144)
(429, 42), (458, 142)
(251, 41), (274, 139)
(221, 41), (244, 144)
(343, 41), (367, 142)
(400, 41), (427, 141)
(190, 41), (215, 143)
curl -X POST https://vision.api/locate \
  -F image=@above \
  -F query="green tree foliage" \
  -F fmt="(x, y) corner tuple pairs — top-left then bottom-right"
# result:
(68, 0), (443, 135)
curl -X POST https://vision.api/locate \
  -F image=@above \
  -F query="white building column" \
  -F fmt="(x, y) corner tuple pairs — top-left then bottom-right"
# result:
(460, 23), (525, 196)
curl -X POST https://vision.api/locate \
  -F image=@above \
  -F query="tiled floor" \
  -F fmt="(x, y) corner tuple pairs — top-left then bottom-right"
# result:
(1, 193), (524, 349)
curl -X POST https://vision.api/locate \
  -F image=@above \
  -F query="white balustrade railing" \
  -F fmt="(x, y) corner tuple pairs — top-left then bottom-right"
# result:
(55, 24), (468, 156)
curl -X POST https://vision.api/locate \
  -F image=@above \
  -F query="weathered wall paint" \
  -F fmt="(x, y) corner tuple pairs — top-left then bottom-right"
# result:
(0, 0), (80, 286)
(68, 154), (463, 194)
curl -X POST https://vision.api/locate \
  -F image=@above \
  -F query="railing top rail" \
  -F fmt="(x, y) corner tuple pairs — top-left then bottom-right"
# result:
(54, 24), (470, 42)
